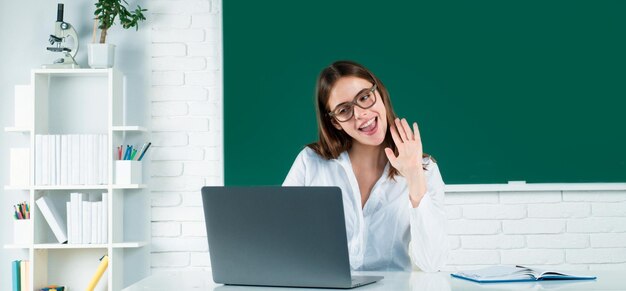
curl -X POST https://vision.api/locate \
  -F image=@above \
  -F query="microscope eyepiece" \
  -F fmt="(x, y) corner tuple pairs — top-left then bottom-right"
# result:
(57, 3), (64, 22)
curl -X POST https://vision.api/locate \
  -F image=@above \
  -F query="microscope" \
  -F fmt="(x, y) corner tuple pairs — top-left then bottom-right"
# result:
(43, 3), (80, 68)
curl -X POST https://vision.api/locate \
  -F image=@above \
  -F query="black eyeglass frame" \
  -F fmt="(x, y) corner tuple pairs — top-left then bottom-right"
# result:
(327, 83), (378, 122)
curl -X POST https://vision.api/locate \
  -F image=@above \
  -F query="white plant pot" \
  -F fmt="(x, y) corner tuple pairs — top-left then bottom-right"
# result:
(88, 43), (116, 68)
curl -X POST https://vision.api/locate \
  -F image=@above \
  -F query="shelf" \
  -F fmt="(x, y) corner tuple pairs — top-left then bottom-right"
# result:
(4, 185), (30, 191)
(112, 126), (148, 132)
(113, 241), (148, 248)
(5, 242), (148, 250)
(112, 184), (147, 189)
(32, 68), (113, 77)
(34, 185), (108, 190)
(8, 67), (150, 291)
(5, 185), (147, 190)
(4, 127), (31, 133)
(4, 244), (30, 249)
(34, 243), (108, 249)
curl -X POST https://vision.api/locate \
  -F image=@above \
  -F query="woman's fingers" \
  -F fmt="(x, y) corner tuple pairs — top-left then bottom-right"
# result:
(412, 122), (421, 142)
(401, 118), (413, 140)
(395, 118), (409, 142)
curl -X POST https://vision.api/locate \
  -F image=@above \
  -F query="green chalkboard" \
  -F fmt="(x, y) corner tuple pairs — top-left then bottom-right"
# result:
(224, 0), (626, 185)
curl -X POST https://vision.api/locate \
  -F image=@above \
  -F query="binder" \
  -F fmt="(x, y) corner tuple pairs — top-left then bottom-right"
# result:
(36, 196), (68, 243)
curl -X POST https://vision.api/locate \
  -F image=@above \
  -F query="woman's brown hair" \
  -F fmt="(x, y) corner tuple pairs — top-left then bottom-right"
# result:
(307, 60), (432, 179)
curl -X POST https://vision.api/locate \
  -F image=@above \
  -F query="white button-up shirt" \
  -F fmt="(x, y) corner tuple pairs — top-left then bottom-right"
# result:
(283, 147), (448, 272)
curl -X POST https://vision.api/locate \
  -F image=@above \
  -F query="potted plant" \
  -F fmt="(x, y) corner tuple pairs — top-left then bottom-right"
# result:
(88, 0), (147, 68)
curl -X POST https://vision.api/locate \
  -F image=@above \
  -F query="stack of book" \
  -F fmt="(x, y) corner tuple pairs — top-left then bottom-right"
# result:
(35, 193), (109, 245)
(35, 134), (108, 185)
(11, 260), (30, 291)
(67, 193), (108, 244)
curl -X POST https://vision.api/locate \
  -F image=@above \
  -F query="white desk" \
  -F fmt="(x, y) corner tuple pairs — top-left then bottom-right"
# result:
(123, 270), (625, 291)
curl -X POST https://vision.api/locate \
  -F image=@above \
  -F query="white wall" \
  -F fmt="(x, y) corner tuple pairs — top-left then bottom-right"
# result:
(147, 0), (223, 271)
(444, 190), (626, 271)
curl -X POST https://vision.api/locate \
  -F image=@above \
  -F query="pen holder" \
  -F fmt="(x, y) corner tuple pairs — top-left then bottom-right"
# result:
(115, 161), (142, 185)
(14, 219), (32, 245)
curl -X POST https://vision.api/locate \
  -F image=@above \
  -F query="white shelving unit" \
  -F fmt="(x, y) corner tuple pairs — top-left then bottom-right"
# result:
(4, 68), (149, 291)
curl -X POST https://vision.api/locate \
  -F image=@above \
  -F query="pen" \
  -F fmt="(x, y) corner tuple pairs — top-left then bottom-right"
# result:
(123, 145), (132, 160)
(130, 149), (137, 160)
(137, 142), (151, 161)
(14, 205), (23, 219)
(135, 143), (147, 161)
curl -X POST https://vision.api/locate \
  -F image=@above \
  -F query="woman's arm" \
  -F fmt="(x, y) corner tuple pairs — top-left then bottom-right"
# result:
(408, 162), (449, 272)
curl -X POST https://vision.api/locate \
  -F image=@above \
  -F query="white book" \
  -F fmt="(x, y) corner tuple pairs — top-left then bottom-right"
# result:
(92, 135), (98, 185)
(36, 196), (68, 243)
(100, 135), (107, 184)
(42, 135), (49, 185)
(79, 135), (86, 185)
(66, 201), (72, 244)
(94, 135), (100, 185)
(96, 202), (102, 244)
(49, 135), (55, 185)
(55, 135), (61, 185)
(87, 135), (92, 185)
(9, 148), (29, 186)
(82, 200), (91, 244)
(35, 135), (42, 185)
(67, 135), (73, 185)
(91, 135), (97, 184)
(91, 201), (98, 244)
(71, 192), (83, 244)
(70, 193), (78, 243)
(71, 135), (80, 185)
(102, 192), (108, 244)
(61, 135), (68, 185)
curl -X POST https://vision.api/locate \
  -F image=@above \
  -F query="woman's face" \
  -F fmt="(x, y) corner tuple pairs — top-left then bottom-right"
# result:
(327, 76), (388, 147)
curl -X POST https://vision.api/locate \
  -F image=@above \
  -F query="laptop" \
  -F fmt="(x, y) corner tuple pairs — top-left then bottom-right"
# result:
(201, 186), (383, 289)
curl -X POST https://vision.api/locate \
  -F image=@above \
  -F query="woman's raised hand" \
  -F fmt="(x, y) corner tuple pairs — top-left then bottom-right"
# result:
(384, 118), (424, 178)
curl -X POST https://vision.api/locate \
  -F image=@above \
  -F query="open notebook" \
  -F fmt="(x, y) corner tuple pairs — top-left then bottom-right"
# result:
(451, 265), (596, 283)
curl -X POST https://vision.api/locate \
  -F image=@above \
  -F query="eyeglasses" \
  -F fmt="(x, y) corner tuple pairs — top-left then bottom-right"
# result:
(328, 83), (377, 122)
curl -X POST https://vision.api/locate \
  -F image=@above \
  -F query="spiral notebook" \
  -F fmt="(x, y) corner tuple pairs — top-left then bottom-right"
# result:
(451, 265), (596, 283)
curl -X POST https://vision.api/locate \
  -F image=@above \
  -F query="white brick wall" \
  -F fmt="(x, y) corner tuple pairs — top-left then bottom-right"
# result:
(148, 0), (626, 274)
(445, 191), (626, 271)
(150, 0), (222, 273)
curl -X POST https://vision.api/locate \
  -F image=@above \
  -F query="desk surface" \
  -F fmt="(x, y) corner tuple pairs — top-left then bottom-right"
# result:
(123, 270), (625, 291)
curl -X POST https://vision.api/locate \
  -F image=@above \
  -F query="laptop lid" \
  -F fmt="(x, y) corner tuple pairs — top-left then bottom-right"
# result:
(201, 186), (354, 288)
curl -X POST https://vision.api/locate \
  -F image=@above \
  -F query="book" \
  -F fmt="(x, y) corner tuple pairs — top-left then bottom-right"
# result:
(36, 196), (68, 243)
(91, 201), (98, 244)
(70, 193), (81, 244)
(10, 148), (29, 186)
(20, 260), (30, 291)
(55, 135), (61, 185)
(83, 200), (92, 244)
(66, 201), (72, 244)
(102, 192), (108, 243)
(451, 265), (596, 283)
(35, 135), (42, 185)
(12, 260), (20, 291)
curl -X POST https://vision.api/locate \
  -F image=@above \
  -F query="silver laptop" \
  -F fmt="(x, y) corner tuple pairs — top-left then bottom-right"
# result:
(201, 186), (383, 289)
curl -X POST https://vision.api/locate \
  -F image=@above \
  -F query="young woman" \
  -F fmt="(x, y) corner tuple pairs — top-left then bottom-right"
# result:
(283, 61), (448, 272)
